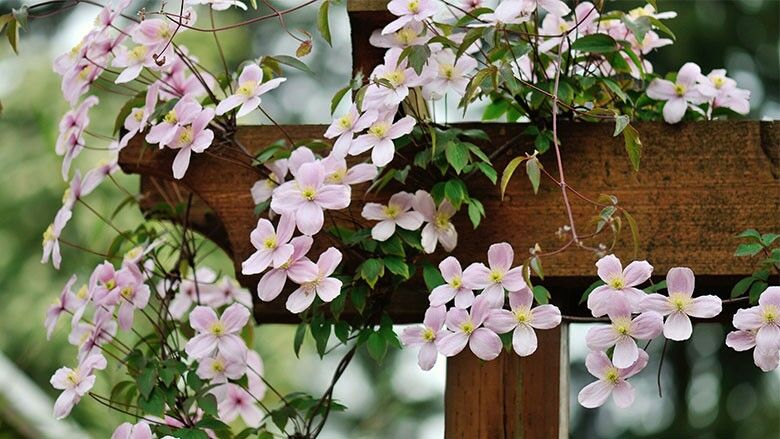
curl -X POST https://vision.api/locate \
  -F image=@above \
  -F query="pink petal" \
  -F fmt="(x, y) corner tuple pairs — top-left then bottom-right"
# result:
(612, 381), (636, 408)
(725, 330), (756, 352)
(215, 94), (243, 116)
(371, 138), (396, 167)
(733, 307), (763, 331)
(666, 267), (695, 296)
(646, 78), (677, 100)
(421, 223), (437, 254)
(630, 311), (663, 339)
(585, 350), (612, 377)
(185, 334), (218, 359)
(436, 331), (469, 357)
(471, 294), (497, 325)
(172, 147), (192, 179)
(469, 328), (502, 361)
(453, 289), (475, 309)
(663, 312), (693, 341)
(400, 326), (424, 346)
(484, 309), (518, 334)
(577, 380), (613, 408)
(462, 263), (491, 289)
(361, 203), (386, 220)
(677, 62), (701, 86)
(221, 303), (250, 333)
(756, 324), (780, 353)
(586, 285), (613, 318)
(662, 98), (688, 124)
(619, 349), (649, 379)
(487, 242), (514, 272)
(239, 63), (263, 84)
(218, 335), (248, 362)
(371, 220), (396, 241)
(316, 277), (342, 302)
(586, 325), (619, 350)
(388, 115), (415, 138)
(241, 250), (273, 275)
(418, 342), (439, 370)
(189, 306), (218, 332)
(501, 267), (526, 292)
(640, 293), (673, 315)
(512, 324), (538, 356)
(286, 288), (316, 313)
(423, 304), (447, 330)
(480, 285), (506, 309)
(687, 295), (722, 318)
(315, 184), (351, 210)
(612, 337), (639, 369)
(438, 256), (462, 282)
(395, 211), (424, 230)
(596, 254), (623, 282)
(412, 190), (435, 220)
(530, 305), (561, 329)
(257, 269), (286, 301)
(508, 287), (533, 310)
(429, 285), (457, 307)
(317, 247), (342, 276)
(295, 202), (325, 236)
(445, 308), (469, 331)
(622, 260), (653, 287)
(758, 287), (780, 307)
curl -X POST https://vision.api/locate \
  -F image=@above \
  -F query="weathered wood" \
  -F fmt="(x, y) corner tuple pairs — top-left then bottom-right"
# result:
(445, 325), (569, 439)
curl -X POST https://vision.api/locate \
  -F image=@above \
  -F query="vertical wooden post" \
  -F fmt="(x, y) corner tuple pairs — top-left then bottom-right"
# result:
(445, 325), (569, 439)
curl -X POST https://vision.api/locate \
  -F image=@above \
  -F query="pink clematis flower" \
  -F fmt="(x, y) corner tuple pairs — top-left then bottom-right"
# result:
(45, 275), (79, 339)
(484, 287), (562, 356)
(429, 256), (474, 308)
(577, 349), (649, 409)
(115, 264), (152, 331)
(436, 296), (503, 361)
(77, 308), (118, 359)
(640, 267), (722, 341)
(119, 82), (160, 149)
(145, 97), (203, 147)
(169, 267), (221, 320)
(242, 215), (295, 275)
(350, 115), (415, 167)
(479, 0), (535, 27)
(270, 161), (351, 236)
(251, 159), (289, 204)
(167, 108), (215, 179)
(132, 16), (192, 48)
(56, 96), (98, 158)
(186, 0), (247, 11)
(322, 154), (378, 186)
(286, 248), (343, 313)
(413, 190), (458, 254)
(186, 303), (250, 361)
(361, 191), (424, 241)
(383, 0), (438, 34)
(215, 64), (286, 118)
(324, 105), (377, 157)
(586, 301), (663, 368)
(401, 305), (447, 370)
(364, 48), (424, 108)
(196, 354), (247, 383)
(287, 146), (317, 177)
(50, 353), (107, 419)
(257, 236), (313, 302)
(421, 49), (477, 100)
(698, 69), (751, 115)
(112, 42), (169, 84)
(61, 60), (104, 105)
(369, 22), (427, 49)
(462, 242), (526, 308)
(217, 383), (262, 427)
(42, 208), (72, 270)
(111, 421), (152, 439)
(646, 62), (709, 123)
(731, 286), (780, 360)
(726, 329), (779, 372)
(587, 254), (653, 317)
(210, 276), (253, 309)
(533, 0), (570, 16)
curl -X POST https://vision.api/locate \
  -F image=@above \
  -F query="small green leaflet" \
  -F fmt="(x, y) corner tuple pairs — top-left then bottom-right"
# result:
(318, 1), (332, 46)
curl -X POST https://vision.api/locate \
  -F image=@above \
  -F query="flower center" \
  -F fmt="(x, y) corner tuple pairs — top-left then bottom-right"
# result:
(450, 276), (462, 289)
(237, 81), (256, 97)
(434, 213), (450, 229)
(762, 305), (778, 324)
(382, 70), (406, 88)
(104, 279), (116, 290)
(301, 186), (317, 201)
(76, 285), (89, 300)
(120, 286), (134, 299)
(439, 63), (455, 80)
(712, 76), (725, 89)
(164, 109), (178, 124)
(125, 246), (143, 260)
(211, 359), (226, 373)
(407, 0), (420, 13)
(461, 321), (475, 334)
(210, 322), (226, 336)
(383, 204), (400, 218)
(604, 368), (620, 384)
(129, 45), (147, 62)
(132, 108), (145, 122)
(42, 225), (55, 243)
(669, 293), (691, 312)
(674, 83), (687, 96)
(489, 270), (504, 283)
(178, 126), (194, 145)
(612, 317), (632, 335)
(514, 308), (532, 324)
(369, 122), (390, 138)
(338, 115), (353, 129)
(78, 65), (93, 80)
(326, 169), (346, 184)
(66, 369), (81, 386)
(397, 28), (417, 45)
(422, 327), (436, 342)
(263, 235), (277, 250)
(608, 277), (625, 290)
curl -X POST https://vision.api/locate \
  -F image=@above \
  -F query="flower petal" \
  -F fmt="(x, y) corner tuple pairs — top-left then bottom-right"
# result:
(577, 380), (613, 409)
(469, 328), (502, 361)
(663, 312), (693, 341)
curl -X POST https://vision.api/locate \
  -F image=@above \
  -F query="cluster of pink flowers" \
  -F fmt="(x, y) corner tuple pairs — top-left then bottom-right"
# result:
(402, 243), (562, 370)
(578, 256), (722, 408)
(726, 286), (780, 372)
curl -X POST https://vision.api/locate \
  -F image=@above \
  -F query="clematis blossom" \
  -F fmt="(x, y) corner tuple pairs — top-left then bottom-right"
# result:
(587, 254), (653, 317)
(115, 264), (152, 331)
(186, 0), (247, 10)
(414, 190), (457, 254)
(478, 0), (535, 27)
(401, 305), (447, 370)
(726, 329), (779, 372)
(429, 256), (475, 308)
(350, 115), (415, 166)
(364, 48), (424, 108)
(185, 303), (250, 361)
(270, 161), (351, 235)
(577, 350), (649, 408)
(256, 235), (313, 302)
(436, 296), (503, 361)
(421, 49), (477, 100)
(111, 421), (152, 439)
(167, 108), (215, 179)
(50, 353), (107, 419)
(585, 301), (663, 368)
(383, 0), (438, 34)
(646, 62), (708, 123)
(369, 22), (427, 49)
(462, 242), (526, 308)
(118, 82), (160, 149)
(242, 215), (295, 275)
(361, 191), (424, 241)
(728, 286), (780, 370)
(640, 267), (722, 340)
(322, 155), (378, 186)
(146, 97), (203, 148)
(215, 64), (286, 118)
(112, 42), (169, 84)
(45, 275), (79, 339)
(42, 208), (72, 270)
(533, 0), (570, 16)
(251, 159), (288, 204)
(286, 247), (343, 313)
(217, 383), (263, 427)
(485, 287), (562, 356)
(196, 354), (247, 382)
(324, 105), (377, 157)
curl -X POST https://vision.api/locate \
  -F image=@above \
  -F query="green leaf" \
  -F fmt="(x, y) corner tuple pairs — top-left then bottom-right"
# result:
(423, 262), (445, 290)
(730, 276), (755, 298)
(6, 19), (19, 54)
(467, 199), (485, 229)
(406, 45), (431, 75)
(622, 124), (642, 172)
(749, 281), (768, 304)
(198, 393), (219, 417)
(500, 156), (526, 199)
(613, 114), (630, 136)
(317, 0), (332, 46)
(139, 389), (165, 417)
(334, 320), (350, 343)
(476, 162), (497, 184)
(330, 85), (351, 114)
(293, 322), (306, 357)
(366, 332), (388, 363)
(359, 258), (384, 288)
(351, 284), (368, 313)
(310, 318), (331, 357)
(532, 285), (550, 305)
(623, 210), (640, 259)
(525, 157), (541, 194)
(571, 34), (617, 53)
(457, 27), (484, 57)
(445, 141), (469, 174)
(383, 256), (411, 279)
(643, 280), (667, 293)
(735, 243), (764, 257)
(379, 235), (405, 257)
(270, 55), (313, 74)
(529, 256), (544, 279)
(482, 99), (508, 120)
(738, 229), (762, 240)
(602, 79), (628, 103)
(138, 367), (157, 399)
(444, 179), (466, 208)
(761, 233), (779, 247)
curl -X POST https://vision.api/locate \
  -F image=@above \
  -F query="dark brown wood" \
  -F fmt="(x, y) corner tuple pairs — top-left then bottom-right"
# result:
(445, 325), (568, 439)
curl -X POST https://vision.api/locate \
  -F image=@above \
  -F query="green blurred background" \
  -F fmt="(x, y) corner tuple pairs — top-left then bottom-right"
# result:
(0, 0), (777, 437)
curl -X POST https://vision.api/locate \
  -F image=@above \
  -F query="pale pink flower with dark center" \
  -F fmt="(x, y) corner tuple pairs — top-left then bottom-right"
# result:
(209, 276), (253, 309)
(413, 190), (457, 254)
(111, 421), (152, 439)
(436, 296), (503, 361)
(217, 383), (262, 427)
(45, 275), (79, 339)
(41, 208), (72, 270)
(322, 154), (378, 186)
(640, 267), (722, 341)
(577, 349), (648, 408)
(587, 254), (653, 317)
(383, 0), (438, 34)
(350, 115), (415, 166)
(726, 328), (779, 372)
(324, 105), (377, 157)
(429, 256), (474, 308)
(257, 236), (313, 302)
(185, 303), (250, 361)
(462, 242), (525, 308)
(401, 305), (447, 370)
(286, 248), (343, 313)
(215, 64), (286, 118)
(361, 191), (424, 241)
(242, 215), (295, 274)
(270, 161), (352, 235)
(647, 62), (709, 123)
(485, 287), (562, 356)
(167, 108), (215, 179)
(586, 301), (663, 368)
(196, 354), (247, 383)
(50, 353), (107, 419)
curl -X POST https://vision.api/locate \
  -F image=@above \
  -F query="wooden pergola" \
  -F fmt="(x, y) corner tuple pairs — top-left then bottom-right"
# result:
(119, 1), (780, 437)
